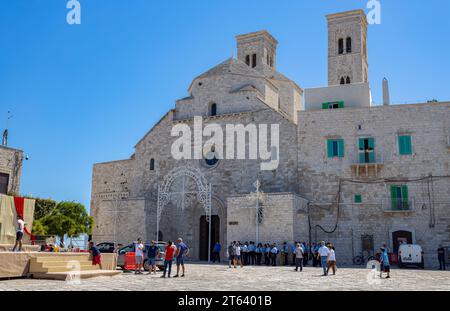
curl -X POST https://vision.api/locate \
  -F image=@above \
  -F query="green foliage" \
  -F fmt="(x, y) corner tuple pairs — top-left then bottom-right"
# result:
(31, 219), (48, 236)
(34, 198), (57, 220)
(35, 201), (93, 243)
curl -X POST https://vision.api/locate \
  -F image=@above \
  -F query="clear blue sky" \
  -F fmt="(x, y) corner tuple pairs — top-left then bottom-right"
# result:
(1, 0), (449, 211)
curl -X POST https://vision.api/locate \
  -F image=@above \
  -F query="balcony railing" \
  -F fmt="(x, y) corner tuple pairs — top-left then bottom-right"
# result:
(351, 153), (384, 178)
(382, 198), (415, 212)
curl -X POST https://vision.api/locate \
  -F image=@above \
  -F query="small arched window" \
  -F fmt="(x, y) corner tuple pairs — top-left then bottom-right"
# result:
(252, 54), (257, 68)
(150, 158), (155, 170)
(346, 76), (351, 84)
(210, 103), (217, 116)
(346, 37), (352, 53)
(340, 77), (345, 85)
(338, 38), (344, 54)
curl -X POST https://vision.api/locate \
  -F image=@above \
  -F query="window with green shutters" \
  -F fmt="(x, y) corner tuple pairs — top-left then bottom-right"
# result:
(322, 101), (344, 109)
(354, 194), (362, 203)
(390, 185), (409, 210)
(398, 135), (413, 155)
(327, 139), (344, 158)
(358, 137), (376, 163)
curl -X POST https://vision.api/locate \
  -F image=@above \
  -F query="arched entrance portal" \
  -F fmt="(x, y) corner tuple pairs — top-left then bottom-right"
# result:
(157, 166), (212, 261)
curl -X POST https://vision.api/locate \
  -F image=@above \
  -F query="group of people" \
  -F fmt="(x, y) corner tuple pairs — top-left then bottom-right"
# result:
(226, 241), (282, 267)
(225, 240), (338, 275)
(132, 237), (189, 278)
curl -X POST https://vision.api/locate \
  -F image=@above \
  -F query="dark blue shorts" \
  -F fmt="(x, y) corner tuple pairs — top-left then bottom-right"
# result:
(147, 257), (156, 265)
(176, 257), (184, 265)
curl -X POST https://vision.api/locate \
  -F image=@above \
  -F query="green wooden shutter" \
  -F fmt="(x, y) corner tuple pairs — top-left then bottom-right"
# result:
(359, 138), (366, 163)
(338, 139), (345, 157)
(338, 101), (345, 108)
(327, 139), (334, 158)
(391, 186), (399, 210)
(358, 138), (365, 150)
(354, 194), (362, 203)
(401, 185), (409, 209)
(399, 136), (412, 155)
(368, 138), (375, 163)
(322, 103), (329, 109)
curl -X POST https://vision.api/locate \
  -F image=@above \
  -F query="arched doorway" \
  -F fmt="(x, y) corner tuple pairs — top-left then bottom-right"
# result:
(392, 230), (413, 253)
(156, 166), (212, 261)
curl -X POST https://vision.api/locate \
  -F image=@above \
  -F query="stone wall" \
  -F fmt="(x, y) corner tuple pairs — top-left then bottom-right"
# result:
(0, 146), (23, 195)
(297, 102), (450, 266)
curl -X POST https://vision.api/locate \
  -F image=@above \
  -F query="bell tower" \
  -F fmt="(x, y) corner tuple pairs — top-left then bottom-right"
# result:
(236, 30), (278, 75)
(327, 10), (369, 86)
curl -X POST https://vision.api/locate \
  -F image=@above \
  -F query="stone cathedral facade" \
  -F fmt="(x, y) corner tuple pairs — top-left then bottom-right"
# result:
(91, 10), (450, 266)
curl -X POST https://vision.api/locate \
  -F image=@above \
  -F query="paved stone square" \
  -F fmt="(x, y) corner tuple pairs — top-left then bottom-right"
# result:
(0, 264), (449, 291)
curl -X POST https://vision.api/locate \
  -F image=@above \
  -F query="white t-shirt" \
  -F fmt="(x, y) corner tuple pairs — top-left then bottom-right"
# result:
(235, 246), (241, 256)
(17, 219), (25, 233)
(318, 246), (330, 257)
(135, 243), (144, 257)
(295, 247), (304, 259)
(328, 249), (336, 261)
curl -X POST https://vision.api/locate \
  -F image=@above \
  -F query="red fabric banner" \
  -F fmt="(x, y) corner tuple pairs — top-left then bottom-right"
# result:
(13, 196), (36, 244)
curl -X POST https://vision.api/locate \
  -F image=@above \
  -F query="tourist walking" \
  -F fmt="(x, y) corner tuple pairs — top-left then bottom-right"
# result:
(161, 241), (176, 278)
(379, 247), (390, 278)
(294, 243), (304, 272)
(88, 241), (102, 270)
(147, 240), (160, 275)
(134, 238), (144, 274)
(212, 242), (221, 263)
(12, 216), (25, 252)
(318, 241), (330, 276)
(228, 242), (236, 268)
(174, 238), (189, 278)
(326, 245), (337, 275)
(437, 245), (446, 271)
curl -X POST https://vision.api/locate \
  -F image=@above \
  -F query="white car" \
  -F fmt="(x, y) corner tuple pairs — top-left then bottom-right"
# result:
(398, 244), (424, 269)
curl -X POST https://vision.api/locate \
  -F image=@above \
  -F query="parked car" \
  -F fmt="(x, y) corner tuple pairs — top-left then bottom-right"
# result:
(398, 244), (424, 269)
(116, 242), (166, 271)
(96, 242), (115, 253)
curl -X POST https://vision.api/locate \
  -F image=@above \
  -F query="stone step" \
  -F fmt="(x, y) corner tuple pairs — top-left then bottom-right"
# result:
(31, 255), (90, 262)
(30, 264), (99, 273)
(39, 260), (93, 268)
(31, 270), (122, 281)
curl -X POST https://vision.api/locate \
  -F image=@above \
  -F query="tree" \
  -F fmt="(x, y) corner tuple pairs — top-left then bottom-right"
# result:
(34, 198), (57, 220)
(39, 201), (93, 247)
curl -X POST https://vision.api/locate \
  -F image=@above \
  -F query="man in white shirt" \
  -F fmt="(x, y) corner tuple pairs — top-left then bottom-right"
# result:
(235, 242), (243, 267)
(134, 238), (144, 274)
(12, 216), (25, 252)
(318, 241), (330, 276)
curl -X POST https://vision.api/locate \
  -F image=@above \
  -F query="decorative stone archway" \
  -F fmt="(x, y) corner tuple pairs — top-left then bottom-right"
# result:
(156, 166), (212, 261)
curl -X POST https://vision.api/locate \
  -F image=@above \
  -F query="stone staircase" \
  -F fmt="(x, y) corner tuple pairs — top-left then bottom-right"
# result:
(29, 253), (121, 280)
